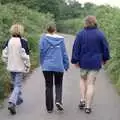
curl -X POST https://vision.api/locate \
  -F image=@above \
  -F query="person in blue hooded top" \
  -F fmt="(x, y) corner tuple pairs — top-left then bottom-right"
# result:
(39, 24), (69, 113)
(71, 16), (110, 114)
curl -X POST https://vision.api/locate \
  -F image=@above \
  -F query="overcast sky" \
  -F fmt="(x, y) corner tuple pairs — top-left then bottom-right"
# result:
(76, 0), (120, 7)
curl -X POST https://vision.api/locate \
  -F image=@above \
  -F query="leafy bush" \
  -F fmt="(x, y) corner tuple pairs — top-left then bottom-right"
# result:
(57, 5), (120, 93)
(0, 3), (55, 100)
(57, 18), (84, 34)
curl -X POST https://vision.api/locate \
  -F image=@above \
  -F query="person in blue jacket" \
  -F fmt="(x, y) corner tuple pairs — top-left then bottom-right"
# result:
(39, 25), (69, 113)
(71, 16), (110, 114)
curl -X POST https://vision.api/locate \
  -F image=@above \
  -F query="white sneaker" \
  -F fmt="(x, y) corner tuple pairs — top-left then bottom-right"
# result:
(56, 102), (64, 111)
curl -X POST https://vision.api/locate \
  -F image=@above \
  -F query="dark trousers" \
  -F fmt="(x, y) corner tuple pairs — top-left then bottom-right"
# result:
(43, 71), (64, 111)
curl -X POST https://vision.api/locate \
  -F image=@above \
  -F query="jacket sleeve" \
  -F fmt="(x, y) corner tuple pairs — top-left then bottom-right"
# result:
(61, 40), (69, 71)
(20, 39), (30, 68)
(71, 33), (81, 64)
(39, 36), (45, 65)
(1, 40), (9, 63)
(100, 33), (110, 63)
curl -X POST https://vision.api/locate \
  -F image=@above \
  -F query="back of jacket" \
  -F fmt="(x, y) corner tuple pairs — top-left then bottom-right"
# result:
(71, 27), (110, 70)
(39, 34), (69, 72)
(2, 37), (30, 72)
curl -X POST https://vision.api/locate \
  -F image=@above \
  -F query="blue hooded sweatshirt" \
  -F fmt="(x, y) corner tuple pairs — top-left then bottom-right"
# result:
(71, 27), (110, 70)
(39, 34), (69, 72)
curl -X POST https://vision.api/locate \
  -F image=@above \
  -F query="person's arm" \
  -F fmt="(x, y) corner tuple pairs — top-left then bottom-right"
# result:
(100, 33), (110, 64)
(20, 39), (31, 71)
(61, 40), (69, 71)
(71, 33), (81, 65)
(39, 35), (45, 66)
(2, 40), (9, 63)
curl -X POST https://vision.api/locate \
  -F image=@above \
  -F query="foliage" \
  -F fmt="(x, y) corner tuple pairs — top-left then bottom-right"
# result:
(57, 4), (120, 92)
(0, 0), (64, 20)
(0, 0), (97, 20)
(0, 3), (54, 100)
(0, 0), (120, 98)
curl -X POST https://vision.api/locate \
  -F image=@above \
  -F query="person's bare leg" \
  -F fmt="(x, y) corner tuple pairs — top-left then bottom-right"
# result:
(79, 77), (87, 109)
(86, 72), (96, 109)
(80, 77), (87, 102)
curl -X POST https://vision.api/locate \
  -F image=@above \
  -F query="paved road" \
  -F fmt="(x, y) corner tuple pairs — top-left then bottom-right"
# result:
(0, 34), (120, 120)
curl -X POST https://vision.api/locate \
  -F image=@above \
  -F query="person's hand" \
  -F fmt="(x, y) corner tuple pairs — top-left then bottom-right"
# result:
(25, 66), (30, 73)
(65, 67), (69, 72)
(74, 63), (80, 68)
(65, 69), (68, 72)
(102, 61), (107, 65)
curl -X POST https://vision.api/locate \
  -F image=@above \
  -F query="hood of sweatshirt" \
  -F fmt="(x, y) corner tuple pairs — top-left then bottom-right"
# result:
(45, 34), (64, 46)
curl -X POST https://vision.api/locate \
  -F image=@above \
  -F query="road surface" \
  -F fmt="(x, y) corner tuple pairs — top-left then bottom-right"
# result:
(0, 34), (120, 120)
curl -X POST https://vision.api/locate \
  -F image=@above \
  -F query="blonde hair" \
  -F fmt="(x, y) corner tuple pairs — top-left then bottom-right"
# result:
(84, 15), (97, 28)
(10, 24), (24, 37)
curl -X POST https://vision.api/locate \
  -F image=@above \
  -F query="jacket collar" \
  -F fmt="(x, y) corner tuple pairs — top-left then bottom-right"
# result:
(84, 26), (98, 30)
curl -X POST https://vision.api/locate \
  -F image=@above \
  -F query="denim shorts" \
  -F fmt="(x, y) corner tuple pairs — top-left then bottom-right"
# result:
(80, 68), (99, 79)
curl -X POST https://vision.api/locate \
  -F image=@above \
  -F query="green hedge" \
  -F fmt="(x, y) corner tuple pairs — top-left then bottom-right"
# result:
(0, 3), (55, 100)
(57, 5), (120, 93)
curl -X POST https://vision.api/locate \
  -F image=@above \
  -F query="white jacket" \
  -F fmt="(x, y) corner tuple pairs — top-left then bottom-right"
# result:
(2, 37), (30, 73)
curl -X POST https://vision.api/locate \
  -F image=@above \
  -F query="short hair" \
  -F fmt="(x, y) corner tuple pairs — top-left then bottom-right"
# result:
(84, 15), (97, 27)
(47, 25), (56, 33)
(10, 24), (24, 37)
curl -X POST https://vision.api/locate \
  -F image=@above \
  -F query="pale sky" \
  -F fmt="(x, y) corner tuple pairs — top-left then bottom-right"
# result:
(77, 0), (120, 7)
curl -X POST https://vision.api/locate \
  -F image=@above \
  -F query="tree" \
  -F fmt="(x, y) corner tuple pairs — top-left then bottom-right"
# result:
(0, 0), (64, 20)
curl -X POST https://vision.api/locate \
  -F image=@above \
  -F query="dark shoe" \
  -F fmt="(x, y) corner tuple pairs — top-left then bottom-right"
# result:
(16, 98), (23, 105)
(85, 108), (92, 114)
(78, 101), (85, 110)
(47, 110), (53, 113)
(8, 103), (16, 115)
(56, 102), (64, 111)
